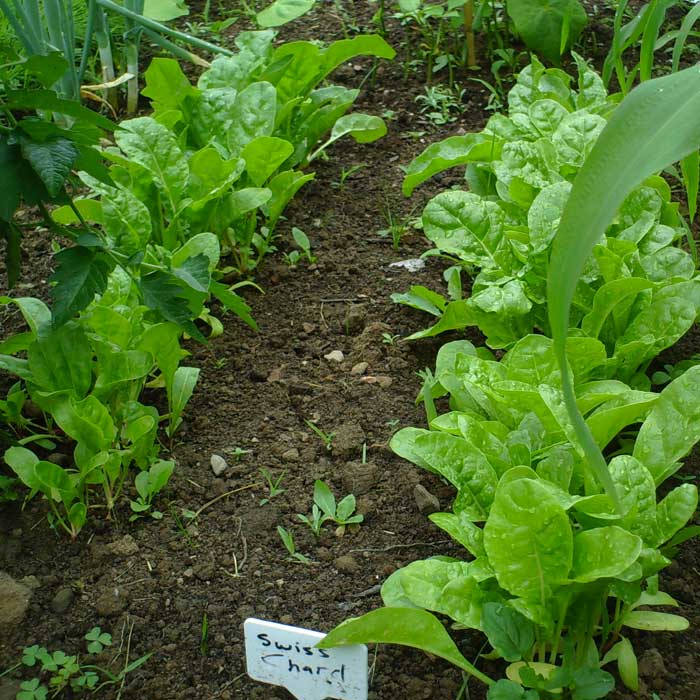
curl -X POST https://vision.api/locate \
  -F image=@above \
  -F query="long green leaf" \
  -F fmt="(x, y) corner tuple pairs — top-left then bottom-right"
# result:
(547, 64), (700, 509)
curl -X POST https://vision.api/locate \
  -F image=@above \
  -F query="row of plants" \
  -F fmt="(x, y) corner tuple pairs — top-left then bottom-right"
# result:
(0, 29), (394, 536)
(320, 54), (700, 699)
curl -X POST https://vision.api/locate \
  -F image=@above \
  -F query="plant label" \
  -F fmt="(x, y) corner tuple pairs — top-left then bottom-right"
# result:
(244, 618), (368, 700)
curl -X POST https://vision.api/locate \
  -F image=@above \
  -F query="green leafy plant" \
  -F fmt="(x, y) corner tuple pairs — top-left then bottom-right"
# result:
(394, 56), (698, 371)
(415, 84), (466, 125)
(305, 420), (335, 451)
(298, 479), (363, 536)
(259, 467), (285, 505)
(283, 227), (316, 266)
(129, 460), (175, 520)
(277, 525), (312, 564)
(1, 631), (151, 697)
(320, 335), (699, 697)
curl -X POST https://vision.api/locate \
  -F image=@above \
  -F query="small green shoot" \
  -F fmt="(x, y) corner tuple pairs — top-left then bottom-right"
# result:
(259, 468), (286, 506)
(298, 480), (363, 537)
(200, 611), (209, 657)
(229, 446), (251, 461)
(277, 525), (312, 564)
(332, 163), (367, 189)
(305, 420), (335, 451)
(283, 227), (317, 266)
(415, 84), (466, 125)
(382, 332), (400, 345)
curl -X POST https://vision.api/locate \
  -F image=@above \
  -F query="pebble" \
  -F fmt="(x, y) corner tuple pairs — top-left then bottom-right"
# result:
(324, 350), (345, 363)
(0, 572), (31, 626)
(332, 422), (366, 456)
(342, 461), (380, 496)
(51, 587), (74, 614)
(344, 306), (367, 334)
(210, 454), (228, 477)
(334, 555), (360, 575)
(95, 586), (129, 617)
(414, 484), (440, 514)
(106, 534), (140, 557)
(359, 375), (393, 388)
(350, 362), (369, 375)
(639, 647), (667, 680)
(281, 448), (300, 462)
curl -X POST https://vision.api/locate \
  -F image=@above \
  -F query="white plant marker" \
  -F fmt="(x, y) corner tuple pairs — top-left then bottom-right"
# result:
(244, 618), (368, 700)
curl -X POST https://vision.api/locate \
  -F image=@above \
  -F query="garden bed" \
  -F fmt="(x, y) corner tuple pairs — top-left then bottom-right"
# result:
(1, 2), (700, 699)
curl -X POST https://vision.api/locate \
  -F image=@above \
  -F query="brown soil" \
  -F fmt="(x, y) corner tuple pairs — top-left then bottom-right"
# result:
(1, 3), (699, 700)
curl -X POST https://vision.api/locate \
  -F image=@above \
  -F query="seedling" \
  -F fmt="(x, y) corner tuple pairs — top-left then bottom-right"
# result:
(283, 227), (317, 267)
(277, 526), (312, 565)
(129, 460), (174, 522)
(298, 480), (363, 537)
(332, 163), (367, 190)
(305, 420), (335, 451)
(414, 84), (466, 125)
(84, 627), (111, 654)
(200, 611), (209, 657)
(382, 332), (401, 345)
(229, 446), (251, 461)
(259, 468), (286, 506)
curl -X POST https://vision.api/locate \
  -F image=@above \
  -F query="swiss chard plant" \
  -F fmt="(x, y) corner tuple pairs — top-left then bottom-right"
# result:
(393, 56), (698, 373)
(75, 29), (394, 275)
(320, 336), (700, 698)
(0, 271), (197, 537)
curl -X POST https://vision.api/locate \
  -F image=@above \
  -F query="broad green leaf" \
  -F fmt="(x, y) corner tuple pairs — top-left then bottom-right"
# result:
(571, 526), (642, 582)
(241, 136), (294, 187)
(621, 611), (689, 631)
(313, 479), (336, 516)
(423, 191), (511, 269)
(0, 296), (51, 337)
(35, 460), (75, 505)
(483, 477), (572, 603)
(482, 603), (536, 662)
(320, 35), (395, 79)
(585, 391), (658, 449)
(138, 323), (183, 393)
(311, 113), (386, 160)
(608, 455), (657, 543)
(143, 58), (197, 111)
(20, 136), (79, 198)
(633, 366), (700, 483)
(548, 65), (700, 510)
(402, 134), (497, 196)
(429, 511), (485, 558)
(527, 181), (571, 254)
(93, 347), (153, 395)
(601, 638), (638, 692)
(27, 323), (92, 397)
(190, 88), (240, 147)
(257, 0), (315, 27)
(115, 118), (188, 215)
(487, 679), (539, 700)
(50, 395), (116, 455)
(318, 608), (493, 685)
(229, 187), (271, 213)
(4, 446), (42, 491)
(187, 148), (245, 203)
(172, 233), (220, 272)
(655, 483), (698, 546)
(5, 90), (116, 130)
(173, 254), (210, 293)
(551, 112), (606, 169)
(49, 248), (113, 327)
(581, 278), (654, 339)
(68, 502), (87, 533)
(507, 0), (588, 64)
(270, 41), (322, 102)
(168, 366), (199, 436)
(209, 281), (257, 330)
(143, 0), (189, 21)
(397, 560), (486, 628)
(261, 170), (314, 228)
(228, 82), (277, 152)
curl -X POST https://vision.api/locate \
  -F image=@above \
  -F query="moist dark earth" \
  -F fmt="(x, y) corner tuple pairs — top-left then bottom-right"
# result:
(1, 2), (699, 699)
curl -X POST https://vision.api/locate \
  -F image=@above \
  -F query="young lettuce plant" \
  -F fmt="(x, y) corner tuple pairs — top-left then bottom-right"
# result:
(320, 336), (699, 698)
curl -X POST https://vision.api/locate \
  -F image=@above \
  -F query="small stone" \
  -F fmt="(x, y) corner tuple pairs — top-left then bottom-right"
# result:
(302, 323), (315, 333)
(281, 447), (300, 462)
(193, 560), (216, 581)
(210, 454), (228, 477)
(95, 587), (129, 617)
(51, 587), (74, 614)
(350, 362), (369, 376)
(0, 572), (31, 626)
(333, 422), (366, 457)
(344, 306), (367, 334)
(342, 461), (380, 496)
(639, 648), (666, 680)
(359, 375), (393, 388)
(334, 555), (360, 574)
(414, 484), (440, 514)
(106, 534), (140, 557)
(324, 350), (345, 363)
(19, 575), (41, 591)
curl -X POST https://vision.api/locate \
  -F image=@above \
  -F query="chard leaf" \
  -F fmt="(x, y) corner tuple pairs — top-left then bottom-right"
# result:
(633, 366), (700, 483)
(551, 112), (607, 169)
(271, 41), (322, 102)
(655, 483), (698, 547)
(262, 170), (315, 229)
(527, 181), (571, 253)
(621, 611), (689, 631)
(548, 66), (700, 510)
(402, 134), (497, 196)
(483, 477), (572, 603)
(429, 511), (485, 557)
(571, 526), (642, 582)
(241, 136), (294, 186)
(585, 390), (658, 449)
(320, 34), (395, 79)
(93, 347), (152, 395)
(256, 0), (315, 27)
(172, 254), (210, 293)
(396, 560), (486, 628)
(210, 281), (257, 330)
(143, 58), (197, 111)
(422, 191), (511, 269)
(115, 118), (188, 215)
(168, 366), (199, 436)
(609, 455), (657, 544)
(191, 88), (240, 147)
(482, 602), (536, 662)
(50, 395), (116, 454)
(318, 608), (493, 685)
